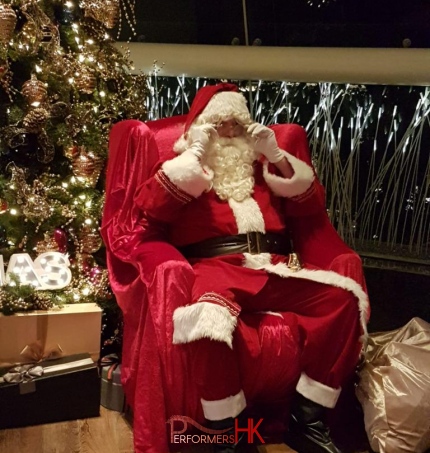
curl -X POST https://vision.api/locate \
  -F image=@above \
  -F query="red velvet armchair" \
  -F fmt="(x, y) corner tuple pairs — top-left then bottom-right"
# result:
(101, 115), (368, 453)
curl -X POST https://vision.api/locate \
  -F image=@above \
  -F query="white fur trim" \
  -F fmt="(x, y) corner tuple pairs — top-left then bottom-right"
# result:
(263, 150), (315, 198)
(162, 150), (213, 198)
(173, 302), (237, 348)
(197, 91), (252, 127)
(296, 372), (341, 408)
(243, 252), (272, 268)
(243, 253), (369, 339)
(228, 197), (265, 234)
(173, 134), (188, 154)
(201, 390), (247, 421)
(256, 311), (284, 318)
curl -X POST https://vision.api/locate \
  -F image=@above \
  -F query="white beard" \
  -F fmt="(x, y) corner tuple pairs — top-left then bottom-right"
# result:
(203, 136), (257, 202)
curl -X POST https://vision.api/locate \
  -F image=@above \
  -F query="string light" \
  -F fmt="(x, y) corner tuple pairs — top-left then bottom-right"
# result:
(307, 0), (337, 7)
(147, 76), (430, 264)
(0, 0), (146, 314)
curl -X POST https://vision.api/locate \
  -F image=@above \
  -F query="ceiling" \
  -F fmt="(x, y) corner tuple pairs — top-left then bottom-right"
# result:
(117, 0), (430, 48)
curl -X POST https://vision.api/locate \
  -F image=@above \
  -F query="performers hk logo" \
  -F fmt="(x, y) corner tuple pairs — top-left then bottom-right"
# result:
(167, 415), (265, 445)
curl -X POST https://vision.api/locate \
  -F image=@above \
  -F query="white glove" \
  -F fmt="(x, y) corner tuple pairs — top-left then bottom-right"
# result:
(247, 122), (284, 163)
(187, 124), (216, 159)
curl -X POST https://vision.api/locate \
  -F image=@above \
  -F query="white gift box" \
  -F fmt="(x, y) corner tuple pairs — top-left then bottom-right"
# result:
(0, 303), (102, 365)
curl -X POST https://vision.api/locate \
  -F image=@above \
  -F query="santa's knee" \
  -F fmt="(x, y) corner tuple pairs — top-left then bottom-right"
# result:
(327, 286), (358, 309)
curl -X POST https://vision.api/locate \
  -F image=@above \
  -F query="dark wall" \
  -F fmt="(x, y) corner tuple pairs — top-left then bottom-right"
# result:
(365, 268), (430, 333)
(121, 0), (430, 48)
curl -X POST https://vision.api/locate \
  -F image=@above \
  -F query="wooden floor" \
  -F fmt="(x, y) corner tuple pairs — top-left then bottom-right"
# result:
(0, 406), (134, 453)
(0, 406), (300, 453)
(0, 406), (369, 453)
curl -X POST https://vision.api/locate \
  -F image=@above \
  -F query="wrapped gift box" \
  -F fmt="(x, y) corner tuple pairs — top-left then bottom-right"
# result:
(101, 361), (125, 412)
(0, 303), (102, 365)
(0, 353), (101, 429)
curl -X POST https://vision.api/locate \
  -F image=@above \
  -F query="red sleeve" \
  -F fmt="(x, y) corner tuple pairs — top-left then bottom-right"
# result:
(135, 167), (195, 224)
(284, 178), (327, 217)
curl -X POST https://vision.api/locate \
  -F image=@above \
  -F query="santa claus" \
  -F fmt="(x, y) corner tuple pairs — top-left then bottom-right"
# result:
(136, 83), (369, 453)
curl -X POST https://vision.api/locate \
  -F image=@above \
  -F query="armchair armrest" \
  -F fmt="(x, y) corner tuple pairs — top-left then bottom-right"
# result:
(289, 211), (362, 278)
(131, 239), (194, 286)
(290, 213), (369, 323)
(132, 241), (196, 333)
(329, 252), (366, 289)
(108, 237), (195, 325)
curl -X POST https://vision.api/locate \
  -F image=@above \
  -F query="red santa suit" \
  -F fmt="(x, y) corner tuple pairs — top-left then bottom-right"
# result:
(135, 84), (369, 422)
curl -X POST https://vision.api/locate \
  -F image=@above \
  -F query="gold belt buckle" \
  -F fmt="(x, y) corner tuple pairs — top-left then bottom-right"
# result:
(246, 232), (261, 254)
(287, 252), (303, 271)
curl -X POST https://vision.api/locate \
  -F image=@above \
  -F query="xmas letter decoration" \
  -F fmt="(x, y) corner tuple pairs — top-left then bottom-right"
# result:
(3, 252), (72, 290)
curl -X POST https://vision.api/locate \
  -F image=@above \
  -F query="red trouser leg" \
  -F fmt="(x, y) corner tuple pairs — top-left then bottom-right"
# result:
(191, 338), (242, 401)
(248, 275), (363, 390)
(189, 274), (362, 409)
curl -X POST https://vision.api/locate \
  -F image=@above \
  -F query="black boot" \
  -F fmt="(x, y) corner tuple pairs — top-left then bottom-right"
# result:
(206, 413), (258, 453)
(206, 415), (247, 453)
(285, 393), (344, 453)
(206, 416), (239, 453)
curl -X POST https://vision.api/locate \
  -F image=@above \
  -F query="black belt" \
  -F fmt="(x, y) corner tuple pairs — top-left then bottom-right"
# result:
(179, 232), (291, 259)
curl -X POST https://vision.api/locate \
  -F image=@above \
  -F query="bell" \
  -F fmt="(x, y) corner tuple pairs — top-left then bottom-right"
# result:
(287, 252), (302, 272)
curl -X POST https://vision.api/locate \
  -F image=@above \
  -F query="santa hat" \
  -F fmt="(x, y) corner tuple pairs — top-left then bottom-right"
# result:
(186, 83), (252, 133)
(174, 83), (252, 153)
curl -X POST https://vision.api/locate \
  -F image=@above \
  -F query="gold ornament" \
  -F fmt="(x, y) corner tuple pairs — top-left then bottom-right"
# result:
(104, 0), (120, 29)
(23, 107), (49, 133)
(36, 129), (55, 163)
(33, 293), (55, 310)
(79, 226), (102, 254)
(82, 0), (119, 29)
(40, 23), (60, 51)
(65, 145), (80, 160)
(36, 232), (59, 254)
(75, 69), (97, 94)
(22, 193), (51, 221)
(0, 293), (33, 315)
(16, 20), (41, 55)
(22, 74), (47, 107)
(0, 4), (17, 44)
(71, 147), (104, 187)
(8, 166), (51, 221)
(61, 204), (75, 220)
(75, 252), (96, 272)
(19, 1), (60, 52)
(50, 101), (69, 119)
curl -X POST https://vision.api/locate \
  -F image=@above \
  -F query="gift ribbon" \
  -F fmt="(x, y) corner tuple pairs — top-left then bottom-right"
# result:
(3, 364), (44, 384)
(1, 301), (71, 366)
(0, 340), (64, 384)
(20, 340), (63, 363)
(99, 353), (120, 381)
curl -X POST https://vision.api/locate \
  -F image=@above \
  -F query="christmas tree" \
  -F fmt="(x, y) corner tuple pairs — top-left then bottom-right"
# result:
(0, 0), (147, 344)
